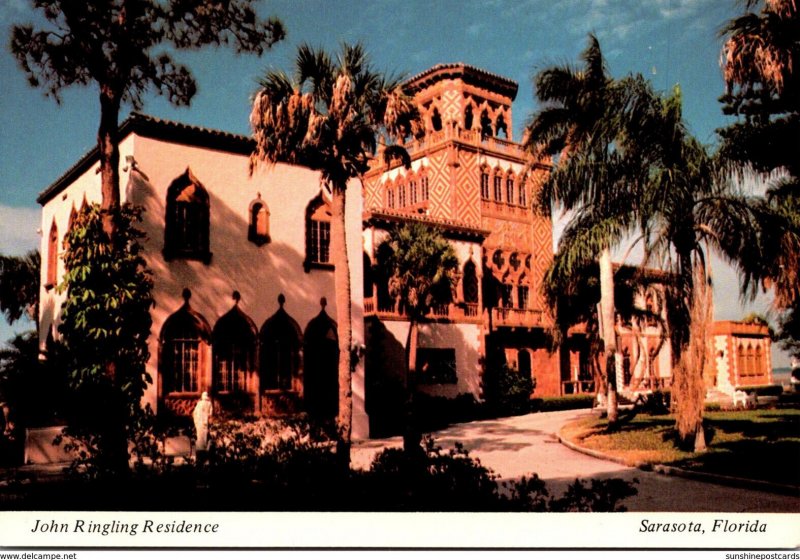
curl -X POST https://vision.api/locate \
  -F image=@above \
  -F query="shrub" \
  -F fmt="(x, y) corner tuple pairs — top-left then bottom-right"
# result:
(531, 394), (596, 412)
(483, 365), (534, 416)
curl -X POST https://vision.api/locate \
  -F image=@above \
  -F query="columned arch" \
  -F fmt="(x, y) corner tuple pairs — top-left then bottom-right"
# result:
(303, 299), (339, 420)
(259, 295), (302, 392)
(159, 289), (212, 396)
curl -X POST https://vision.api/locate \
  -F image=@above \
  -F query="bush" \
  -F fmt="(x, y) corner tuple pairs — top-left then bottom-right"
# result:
(531, 394), (595, 412)
(413, 393), (485, 431)
(483, 365), (534, 416)
(737, 384), (783, 397)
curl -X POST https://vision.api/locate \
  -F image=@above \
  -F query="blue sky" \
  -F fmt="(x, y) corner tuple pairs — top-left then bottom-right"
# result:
(0, 0), (790, 367)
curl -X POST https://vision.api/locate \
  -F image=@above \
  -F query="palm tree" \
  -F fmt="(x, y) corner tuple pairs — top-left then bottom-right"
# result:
(525, 34), (642, 425)
(374, 222), (459, 452)
(0, 251), (40, 327)
(719, 0), (800, 356)
(250, 43), (420, 460)
(633, 84), (763, 451)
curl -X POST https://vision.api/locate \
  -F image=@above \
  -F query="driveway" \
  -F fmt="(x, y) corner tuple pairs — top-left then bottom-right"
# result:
(352, 409), (800, 512)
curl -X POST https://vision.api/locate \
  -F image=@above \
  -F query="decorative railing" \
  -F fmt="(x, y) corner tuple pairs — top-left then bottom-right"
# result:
(363, 297), (481, 322)
(491, 307), (543, 328)
(371, 127), (525, 170)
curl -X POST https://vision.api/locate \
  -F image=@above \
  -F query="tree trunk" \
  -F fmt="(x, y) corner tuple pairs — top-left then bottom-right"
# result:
(403, 319), (422, 454)
(598, 246), (619, 426)
(674, 255), (710, 451)
(98, 87), (121, 242)
(330, 185), (353, 467)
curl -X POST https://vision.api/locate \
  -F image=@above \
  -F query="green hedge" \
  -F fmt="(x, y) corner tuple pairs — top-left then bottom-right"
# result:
(736, 384), (784, 397)
(531, 394), (596, 412)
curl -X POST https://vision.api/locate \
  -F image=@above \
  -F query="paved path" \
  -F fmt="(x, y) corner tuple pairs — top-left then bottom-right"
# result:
(352, 409), (800, 512)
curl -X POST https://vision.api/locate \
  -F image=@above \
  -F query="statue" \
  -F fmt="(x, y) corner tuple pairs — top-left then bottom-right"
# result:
(192, 391), (213, 456)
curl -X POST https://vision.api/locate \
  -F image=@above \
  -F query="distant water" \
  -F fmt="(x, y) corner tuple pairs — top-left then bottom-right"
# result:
(773, 367), (793, 389)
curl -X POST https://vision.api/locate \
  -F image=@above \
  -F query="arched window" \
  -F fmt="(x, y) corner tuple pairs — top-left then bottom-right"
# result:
(495, 114), (508, 139)
(480, 109), (493, 138)
(737, 343), (745, 376)
(260, 295), (302, 391)
(462, 261), (479, 304)
(421, 175), (430, 201)
(305, 193), (332, 271)
(248, 194), (270, 246)
(518, 181), (527, 207)
(160, 289), (211, 394)
(754, 345), (763, 376)
(213, 292), (257, 393)
(506, 175), (515, 205)
(164, 168), (211, 263)
(409, 179), (418, 205)
(480, 168), (490, 200)
(387, 183), (395, 208)
(64, 207), (77, 249)
(304, 299), (339, 420)
(464, 105), (474, 131)
(431, 107), (443, 132)
(398, 181), (407, 207)
(493, 172), (502, 202)
(46, 219), (58, 289)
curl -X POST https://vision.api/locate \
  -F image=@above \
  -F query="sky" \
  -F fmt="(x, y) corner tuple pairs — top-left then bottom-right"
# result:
(0, 0), (791, 367)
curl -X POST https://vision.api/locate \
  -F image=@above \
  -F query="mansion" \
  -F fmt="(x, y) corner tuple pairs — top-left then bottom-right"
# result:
(36, 63), (773, 441)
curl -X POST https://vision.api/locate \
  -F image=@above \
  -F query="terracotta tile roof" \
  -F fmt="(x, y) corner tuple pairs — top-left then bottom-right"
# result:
(404, 63), (518, 100)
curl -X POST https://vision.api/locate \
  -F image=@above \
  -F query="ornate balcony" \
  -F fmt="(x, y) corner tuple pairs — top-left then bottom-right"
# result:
(491, 307), (544, 328)
(363, 296), (481, 323)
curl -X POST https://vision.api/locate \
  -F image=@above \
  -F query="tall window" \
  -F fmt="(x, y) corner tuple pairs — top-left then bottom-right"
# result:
(160, 290), (211, 394)
(517, 286), (530, 310)
(493, 174), (502, 202)
(387, 185), (395, 208)
(480, 169), (490, 199)
(164, 168), (211, 263)
(506, 177), (515, 205)
(421, 176), (430, 201)
(464, 105), (474, 131)
(409, 180), (418, 204)
(462, 261), (479, 304)
(46, 219), (58, 288)
(305, 194), (332, 271)
(260, 296), (302, 391)
(518, 182), (527, 207)
(431, 108), (443, 131)
(213, 296), (256, 393)
(501, 284), (514, 308)
(248, 195), (270, 246)
(398, 182), (407, 207)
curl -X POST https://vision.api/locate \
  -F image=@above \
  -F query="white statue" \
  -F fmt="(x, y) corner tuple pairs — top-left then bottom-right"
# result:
(192, 391), (213, 453)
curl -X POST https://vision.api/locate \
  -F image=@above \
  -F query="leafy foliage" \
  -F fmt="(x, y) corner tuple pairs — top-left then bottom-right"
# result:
(482, 365), (534, 417)
(374, 222), (459, 322)
(56, 204), (154, 477)
(0, 251), (40, 325)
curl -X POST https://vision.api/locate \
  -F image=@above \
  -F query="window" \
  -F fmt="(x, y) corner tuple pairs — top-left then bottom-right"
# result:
(493, 174), (502, 202)
(501, 284), (514, 308)
(480, 170), (490, 200)
(164, 168), (211, 263)
(421, 176), (430, 201)
(260, 296), (302, 391)
(518, 349), (531, 378)
(431, 108), (443, 132)
(517, 286), (530, 310)
(416, 348), (457, 384)
(160, 289), (211, 394)
(213, 295), (256, 393)
(506, 177), (515, 205)
(398, 182), (407, 207)
(464, 105), (474, 131)
(46, 219), (58, 288)
(480, 109), (493, 138)
(387, 184), (395, 208)
(518, 182), (527, 207)
(462, 261), (479, 304)
(305, 194), (332, 271)
(409, 180), (418, 204)
(495, 114), (508, 139)
(248, 195), (270, 246)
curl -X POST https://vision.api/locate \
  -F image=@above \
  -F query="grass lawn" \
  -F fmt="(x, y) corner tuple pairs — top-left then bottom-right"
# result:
(561, 407), (800, 487)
